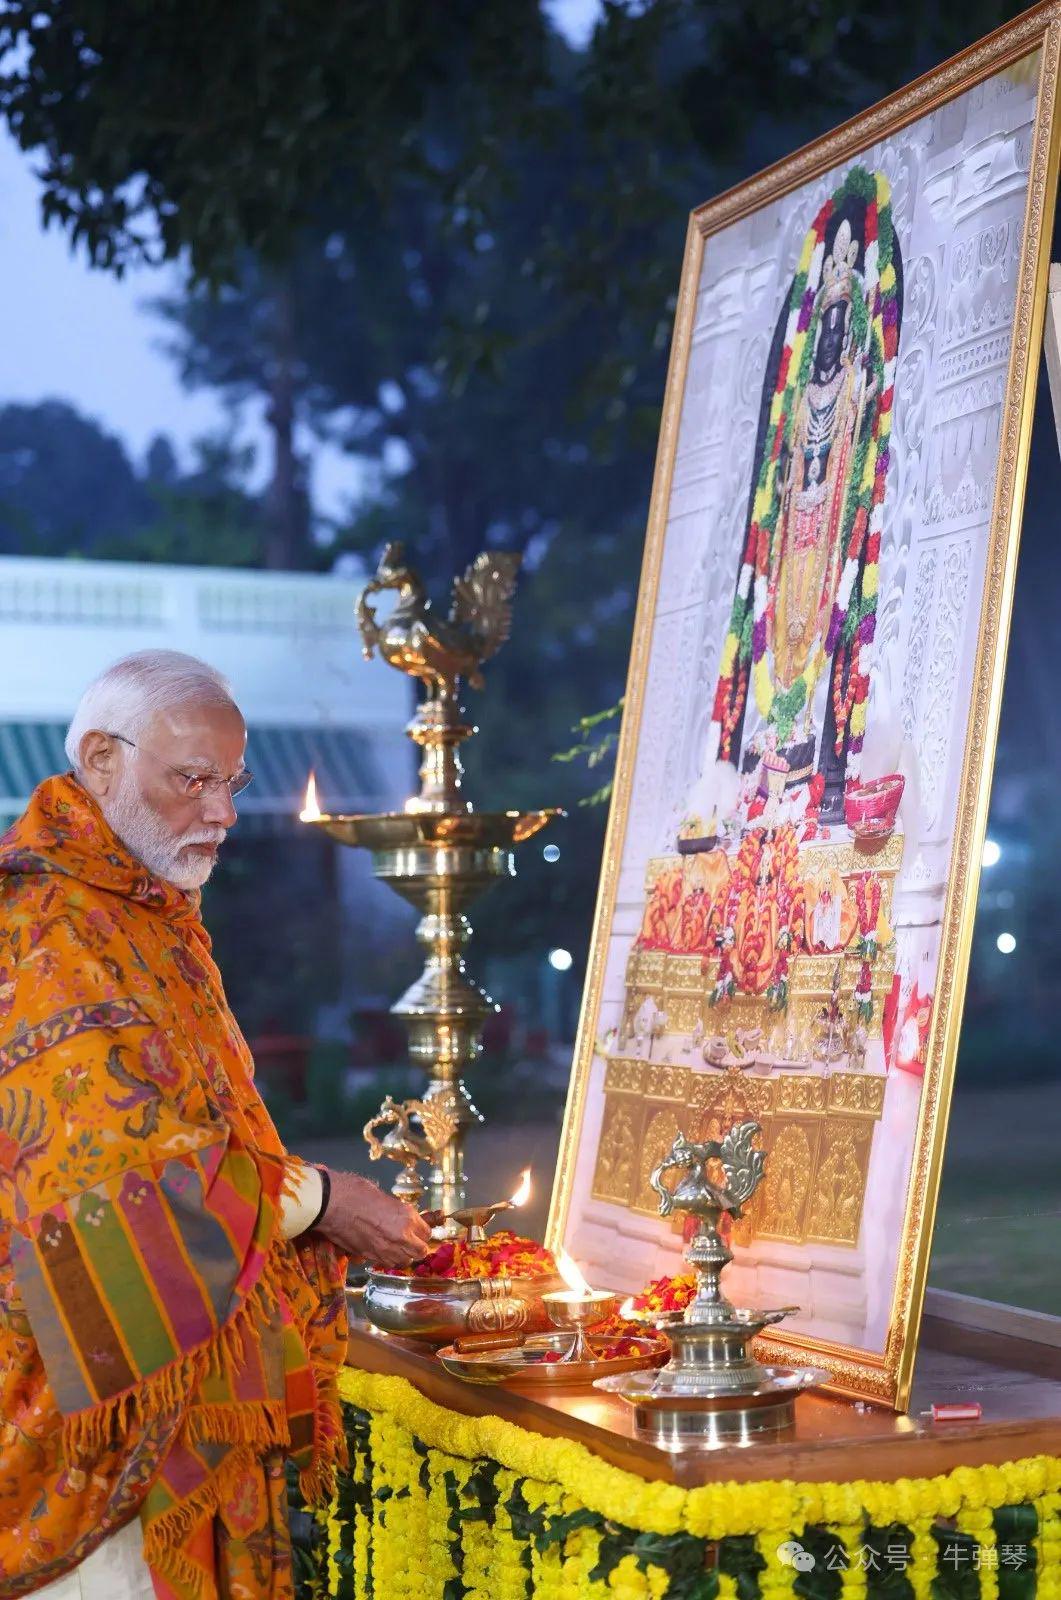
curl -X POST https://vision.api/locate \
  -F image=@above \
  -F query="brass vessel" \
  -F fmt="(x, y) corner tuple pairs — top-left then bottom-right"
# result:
(360, 1268), (563, 1344)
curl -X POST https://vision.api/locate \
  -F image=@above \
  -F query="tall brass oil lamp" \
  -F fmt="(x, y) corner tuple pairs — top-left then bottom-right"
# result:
(302, 542), (559, 1214)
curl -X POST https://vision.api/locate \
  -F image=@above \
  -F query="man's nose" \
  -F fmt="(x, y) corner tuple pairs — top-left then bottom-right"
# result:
(201, 784), (238, 828)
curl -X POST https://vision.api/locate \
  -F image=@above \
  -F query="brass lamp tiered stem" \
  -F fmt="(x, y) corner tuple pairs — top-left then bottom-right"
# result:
(304, 544), (559, 1215)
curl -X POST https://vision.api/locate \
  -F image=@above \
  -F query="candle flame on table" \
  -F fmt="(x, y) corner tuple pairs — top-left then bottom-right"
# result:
(556, 1249), (592, 1299)
(300, 771), (321, 823)
(509, 1168), (531, 1208)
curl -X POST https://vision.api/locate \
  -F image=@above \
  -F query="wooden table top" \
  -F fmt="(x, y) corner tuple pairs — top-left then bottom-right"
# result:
(345, 1320), (1061, 1488)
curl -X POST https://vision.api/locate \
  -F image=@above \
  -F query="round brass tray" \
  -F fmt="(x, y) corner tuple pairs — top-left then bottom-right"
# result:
(438, 1333), (667, 1387)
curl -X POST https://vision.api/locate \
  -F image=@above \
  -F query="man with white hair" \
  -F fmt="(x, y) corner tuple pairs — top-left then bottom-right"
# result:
(0, 650), (431, 1600)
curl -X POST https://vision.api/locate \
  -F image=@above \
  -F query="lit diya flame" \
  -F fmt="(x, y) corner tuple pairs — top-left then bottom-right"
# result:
(543, 1250), (617, 1359)
(509, 1167), (531, 1208)
(300, 770), (322, 823)
(556, 1248), (593, 1301)
(618, 1295), (638, 1321)
(440, 1168), (534, 1242)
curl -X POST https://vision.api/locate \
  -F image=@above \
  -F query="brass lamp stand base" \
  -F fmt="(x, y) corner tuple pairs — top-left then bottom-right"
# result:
(596, 1371), (819, 1448)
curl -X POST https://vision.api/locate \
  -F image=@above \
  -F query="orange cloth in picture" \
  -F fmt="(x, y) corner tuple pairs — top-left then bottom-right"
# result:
(638, 861), (684, 951)
(676, 851), (730, 954)
(0, 776), (348, 1600)
(726, 826), (804, 995)
(731, 883), (779, 994)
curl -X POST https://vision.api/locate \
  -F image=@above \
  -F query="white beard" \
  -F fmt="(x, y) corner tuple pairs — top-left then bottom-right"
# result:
(103, 772), (227, 891)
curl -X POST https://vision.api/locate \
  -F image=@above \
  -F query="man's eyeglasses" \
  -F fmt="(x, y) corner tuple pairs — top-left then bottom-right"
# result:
(109, 734), (255, 800)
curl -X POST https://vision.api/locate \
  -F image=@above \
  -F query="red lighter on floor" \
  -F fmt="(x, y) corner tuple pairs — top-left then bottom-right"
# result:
(928, 1401), (982, 1422)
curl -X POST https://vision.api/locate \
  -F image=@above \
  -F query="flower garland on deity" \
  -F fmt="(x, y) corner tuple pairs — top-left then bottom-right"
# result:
(711, 165), (899, 777)
(852, 871), (883, 1023)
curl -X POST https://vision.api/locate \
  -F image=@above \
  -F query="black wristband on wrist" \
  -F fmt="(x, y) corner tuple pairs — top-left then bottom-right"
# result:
(310, 1165), (331, 1230)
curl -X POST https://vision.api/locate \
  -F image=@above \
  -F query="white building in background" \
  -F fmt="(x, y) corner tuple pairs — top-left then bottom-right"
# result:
(0, 554), (413, 821)
(0, 555), (417, 1020)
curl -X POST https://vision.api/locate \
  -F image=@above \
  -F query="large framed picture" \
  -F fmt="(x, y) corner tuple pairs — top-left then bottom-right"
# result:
(548, 3), (1061, 1407)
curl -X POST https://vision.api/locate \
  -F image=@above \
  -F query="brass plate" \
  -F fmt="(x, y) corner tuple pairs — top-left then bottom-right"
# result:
(437, 1333), (667, 1387)
(594, 1363), (829, 1410)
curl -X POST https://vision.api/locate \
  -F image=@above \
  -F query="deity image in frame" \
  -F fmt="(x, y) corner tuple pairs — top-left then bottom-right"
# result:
(714, 169), (903, 827)
(548, 15), (1061, 1409)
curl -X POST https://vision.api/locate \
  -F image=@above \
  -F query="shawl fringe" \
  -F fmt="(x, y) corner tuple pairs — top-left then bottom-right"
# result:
(62, 1257), (284, 1466)
(288, 1344), (346, 1506)
(186, 1400), (291, 1450)
(141, 1445), (258, 1589)
(298, 1370), (348, 1507)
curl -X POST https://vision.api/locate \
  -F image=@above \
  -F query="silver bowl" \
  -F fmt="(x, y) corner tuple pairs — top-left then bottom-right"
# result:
(360, 1269), (565, 1344)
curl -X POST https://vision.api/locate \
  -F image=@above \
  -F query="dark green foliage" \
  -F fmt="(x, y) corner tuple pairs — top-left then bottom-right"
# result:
(0, 400), (149, 556)
(0, 399), (264, 564)
(0, 1), (551, 282)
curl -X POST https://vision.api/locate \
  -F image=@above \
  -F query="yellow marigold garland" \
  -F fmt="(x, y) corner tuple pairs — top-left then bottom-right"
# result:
(1036, 1488), (1061, 1600)
(423, 1457), (453, 1594)
(325, 1484), (342, 1596)
(319, 1367), (1059, 1599)
(907, 1515), (938, 1600)
(756, 1525), (800, 1600)
(338, 1367), (1059, 1542)
(494, 1467), (536, 1600)
(957, 1502), (998, 1600)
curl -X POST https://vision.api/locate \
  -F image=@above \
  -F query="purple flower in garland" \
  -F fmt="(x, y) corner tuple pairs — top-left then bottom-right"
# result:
(824, 604), (845, 655)
(797, 288), (815, 333)
(858, 613), (876, 645)
(752, 615), (768, 660)
(849, 733), (864, 754)
(883, 297), (899, 330)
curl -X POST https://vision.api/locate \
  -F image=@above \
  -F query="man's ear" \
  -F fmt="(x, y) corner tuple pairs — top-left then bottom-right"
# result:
(78, 731), (119, 800)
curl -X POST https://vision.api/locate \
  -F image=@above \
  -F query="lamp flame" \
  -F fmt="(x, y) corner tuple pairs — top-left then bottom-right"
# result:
(618, 1296), (638, 1322)
(300, 771), (321, 823)
(556, 1248), (592, 1299)
(509, 1168), (531, 1208)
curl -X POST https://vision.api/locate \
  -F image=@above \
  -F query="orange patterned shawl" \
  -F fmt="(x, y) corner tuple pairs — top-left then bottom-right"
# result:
(0, 775), (348, 1599)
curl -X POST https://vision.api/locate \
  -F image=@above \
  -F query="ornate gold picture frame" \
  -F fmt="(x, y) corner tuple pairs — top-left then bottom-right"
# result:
(548, 2), (1061, 1408)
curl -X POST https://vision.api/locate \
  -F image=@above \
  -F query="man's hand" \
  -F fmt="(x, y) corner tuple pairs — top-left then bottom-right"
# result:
(316, 1168), (433, 1267)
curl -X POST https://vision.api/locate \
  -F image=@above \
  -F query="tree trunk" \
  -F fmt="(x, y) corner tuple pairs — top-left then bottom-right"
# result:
(264, 275), (310, 569)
